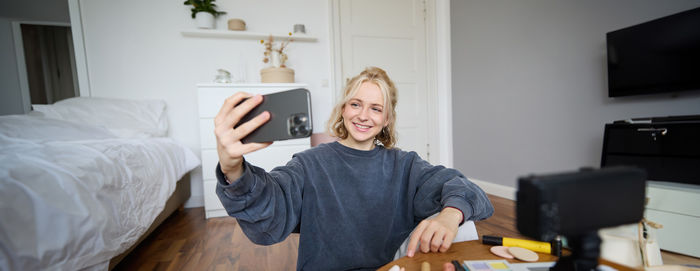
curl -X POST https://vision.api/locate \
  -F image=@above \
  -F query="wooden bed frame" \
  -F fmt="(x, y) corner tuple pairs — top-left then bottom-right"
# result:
(108, 173), (192, 270)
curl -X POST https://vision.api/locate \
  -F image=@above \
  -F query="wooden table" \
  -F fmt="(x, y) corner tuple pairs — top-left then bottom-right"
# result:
(378, 240), (638, 271)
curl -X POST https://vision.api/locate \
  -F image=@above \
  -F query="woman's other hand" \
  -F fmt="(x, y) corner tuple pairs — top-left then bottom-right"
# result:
(214, 92), (272, 182)
(406, 207), (463, 257)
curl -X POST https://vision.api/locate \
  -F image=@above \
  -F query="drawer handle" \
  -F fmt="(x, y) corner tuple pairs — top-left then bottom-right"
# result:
(637, 127), (667, 141)
(636, 128), (667, 135)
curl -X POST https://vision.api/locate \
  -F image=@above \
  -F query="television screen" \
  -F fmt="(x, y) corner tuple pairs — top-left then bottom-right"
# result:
(607, 7), (700, 97)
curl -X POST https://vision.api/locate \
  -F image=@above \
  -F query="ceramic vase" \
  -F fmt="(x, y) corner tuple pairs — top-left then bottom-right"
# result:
(270, 51), (282, 68)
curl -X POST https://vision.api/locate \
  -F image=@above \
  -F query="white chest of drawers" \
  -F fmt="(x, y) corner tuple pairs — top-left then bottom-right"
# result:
(197, 83), (311, 218)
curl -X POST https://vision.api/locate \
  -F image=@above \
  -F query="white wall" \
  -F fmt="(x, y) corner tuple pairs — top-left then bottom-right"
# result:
(451, 0), (700, 191)
(76, 0), (333, 207)
(0, 0), (71, 115)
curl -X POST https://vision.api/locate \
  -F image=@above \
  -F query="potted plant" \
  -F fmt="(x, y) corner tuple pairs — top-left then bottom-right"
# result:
(183, 0), (227, 29)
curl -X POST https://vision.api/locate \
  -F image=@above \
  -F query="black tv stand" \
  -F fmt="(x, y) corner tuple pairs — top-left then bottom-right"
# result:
(601, 114), (700, 257)
(612, 114), (700, 124)
(602, 114), (700, 185)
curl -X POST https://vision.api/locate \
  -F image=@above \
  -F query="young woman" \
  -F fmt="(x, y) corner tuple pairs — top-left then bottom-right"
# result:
(214, 67), (494, 270)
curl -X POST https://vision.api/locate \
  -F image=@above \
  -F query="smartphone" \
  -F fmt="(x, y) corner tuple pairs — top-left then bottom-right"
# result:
(236, 88), (313, 143)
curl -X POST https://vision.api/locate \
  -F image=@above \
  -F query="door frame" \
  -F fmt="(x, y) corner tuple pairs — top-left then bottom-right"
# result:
(11, 20), (75, 113)
(328, 0), (453, 166)
(67, 0), (91, 98)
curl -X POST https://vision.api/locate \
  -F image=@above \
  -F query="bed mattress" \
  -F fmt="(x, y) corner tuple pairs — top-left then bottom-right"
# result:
(0, 114), (199, 270)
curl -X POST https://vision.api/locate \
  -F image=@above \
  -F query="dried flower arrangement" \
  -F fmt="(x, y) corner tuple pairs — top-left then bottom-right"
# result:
(261, 33), (294, 68)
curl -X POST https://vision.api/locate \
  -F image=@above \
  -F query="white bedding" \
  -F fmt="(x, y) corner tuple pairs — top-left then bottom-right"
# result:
(0, 113), (199, 270)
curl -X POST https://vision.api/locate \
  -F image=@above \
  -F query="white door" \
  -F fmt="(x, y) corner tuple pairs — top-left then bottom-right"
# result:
(339, 0), (430, 159)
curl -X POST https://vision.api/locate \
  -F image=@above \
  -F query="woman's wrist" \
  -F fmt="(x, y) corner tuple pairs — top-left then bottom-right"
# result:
(225, 166), (243, 183)
(221, 161), (244, 184)
(441, 206), (464, 225)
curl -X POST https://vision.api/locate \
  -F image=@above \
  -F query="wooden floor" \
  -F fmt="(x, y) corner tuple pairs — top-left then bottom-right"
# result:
(114, 194), (700, 270)
(113, 206), (299, 271)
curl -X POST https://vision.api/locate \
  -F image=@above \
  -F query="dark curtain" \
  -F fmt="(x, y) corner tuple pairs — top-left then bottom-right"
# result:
(21, 24), (77, 105)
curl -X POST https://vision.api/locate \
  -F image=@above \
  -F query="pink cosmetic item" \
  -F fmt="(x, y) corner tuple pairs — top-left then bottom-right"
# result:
(489, 246), (514, 259)
(508, 246), (539, 262)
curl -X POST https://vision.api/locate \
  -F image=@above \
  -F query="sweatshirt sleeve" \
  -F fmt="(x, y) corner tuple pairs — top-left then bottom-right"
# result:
(215, 156), (306, 245)
(407, 152), (494, 223)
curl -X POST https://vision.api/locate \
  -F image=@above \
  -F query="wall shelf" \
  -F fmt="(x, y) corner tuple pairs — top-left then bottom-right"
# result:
(180, 29), (317, 42)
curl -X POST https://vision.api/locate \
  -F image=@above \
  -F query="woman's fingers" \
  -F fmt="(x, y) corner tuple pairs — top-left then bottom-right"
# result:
(440, 231), (456, 252)
(419, 226), (438, 253)
(408, 219), (459, 257)
(215, 92), (251, 127)
(232, 111), (270, 141)
(218, 111), (271, 157)
(431, 230), (446, 252)
(407, 221), (427, 257)
(215, 93), (264, 133)
(214, 93), (269, 144)
(227, 94), (264, 127)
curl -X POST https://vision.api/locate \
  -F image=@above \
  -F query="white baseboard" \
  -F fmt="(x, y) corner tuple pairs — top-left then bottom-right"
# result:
(469, 178), (516, 201)
(184, 195), (204, 208)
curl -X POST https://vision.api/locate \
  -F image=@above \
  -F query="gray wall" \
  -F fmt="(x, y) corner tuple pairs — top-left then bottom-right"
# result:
(0, 0), (70, 115)
(451, 0), (700, 188)
(0, 0), (70, 21)
(0, 17), (24, 115)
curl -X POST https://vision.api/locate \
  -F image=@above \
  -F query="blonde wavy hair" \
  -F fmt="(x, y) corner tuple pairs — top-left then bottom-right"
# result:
(326, 66), (398, 148)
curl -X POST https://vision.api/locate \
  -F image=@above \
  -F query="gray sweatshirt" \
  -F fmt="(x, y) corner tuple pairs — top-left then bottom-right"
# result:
(216, 142), (494, 270)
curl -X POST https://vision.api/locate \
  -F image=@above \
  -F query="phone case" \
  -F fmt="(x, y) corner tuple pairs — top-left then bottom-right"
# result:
(237, 88), (313, 143)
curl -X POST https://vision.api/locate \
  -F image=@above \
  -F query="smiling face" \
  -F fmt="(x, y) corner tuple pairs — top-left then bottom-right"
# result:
(339, 81), (388, 150)
(326, 66), (398, 149)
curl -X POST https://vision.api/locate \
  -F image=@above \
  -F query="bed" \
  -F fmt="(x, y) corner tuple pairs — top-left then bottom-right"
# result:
(0, 97), (200, 270)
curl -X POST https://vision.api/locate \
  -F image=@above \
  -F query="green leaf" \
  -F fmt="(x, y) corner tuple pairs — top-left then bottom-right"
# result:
(184, 0), (225, 18)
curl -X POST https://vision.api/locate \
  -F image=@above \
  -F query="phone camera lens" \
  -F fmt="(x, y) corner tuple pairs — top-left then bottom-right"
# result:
(297, 126), (308, 135)
(293, 115), (307, 125)
(288, 113), (310, 137)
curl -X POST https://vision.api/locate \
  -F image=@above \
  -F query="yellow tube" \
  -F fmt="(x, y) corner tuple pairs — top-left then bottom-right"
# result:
(502, 237), (551, 254)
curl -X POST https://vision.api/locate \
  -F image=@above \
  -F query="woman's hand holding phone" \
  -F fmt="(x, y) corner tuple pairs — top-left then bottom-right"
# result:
(214, 92), (273, 182)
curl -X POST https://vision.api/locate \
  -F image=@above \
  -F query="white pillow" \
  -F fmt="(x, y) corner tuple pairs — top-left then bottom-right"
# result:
(32, 97), (169, 138)
(0, 114), (117, 142)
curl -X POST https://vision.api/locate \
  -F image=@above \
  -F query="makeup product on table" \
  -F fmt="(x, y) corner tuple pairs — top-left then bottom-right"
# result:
(464, 260), (510, 270)
(490, 246), (514, 259)
(452, 260), (467, 271)
(482, 235), (561, 256)
(508, 247), (539, 262)
(463, 260), (556, 271)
